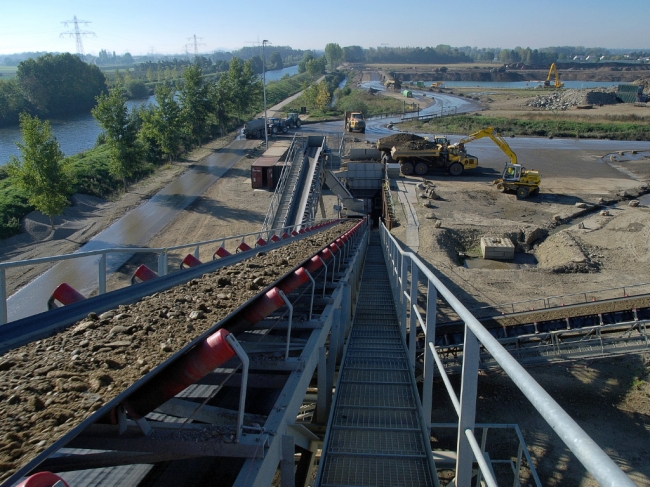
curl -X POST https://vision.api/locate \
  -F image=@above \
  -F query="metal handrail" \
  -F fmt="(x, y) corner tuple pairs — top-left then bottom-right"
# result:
(379, 222), (636, 487)
(463, 281), (650, 317)
(261, 133), (301, 232)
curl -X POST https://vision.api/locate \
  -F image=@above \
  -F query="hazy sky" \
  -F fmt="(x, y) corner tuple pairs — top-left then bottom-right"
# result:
(1, 0), (648, 56)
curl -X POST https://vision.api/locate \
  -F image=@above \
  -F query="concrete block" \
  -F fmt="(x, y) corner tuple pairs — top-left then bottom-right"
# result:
(481, 237), (515, 260)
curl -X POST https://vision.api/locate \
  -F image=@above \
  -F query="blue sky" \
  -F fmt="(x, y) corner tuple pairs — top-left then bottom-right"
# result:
(1, 0), (648, 56)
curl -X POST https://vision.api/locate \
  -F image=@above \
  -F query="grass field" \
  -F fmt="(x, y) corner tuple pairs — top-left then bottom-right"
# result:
(0, 66), (18, 79)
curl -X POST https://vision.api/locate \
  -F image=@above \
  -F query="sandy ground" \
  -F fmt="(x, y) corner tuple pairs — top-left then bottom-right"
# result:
(480, 91), (650, 121)
(388, 153), (650, 485)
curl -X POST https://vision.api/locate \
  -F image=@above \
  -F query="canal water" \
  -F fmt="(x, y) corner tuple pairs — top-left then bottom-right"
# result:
(0, 65), (299, 165)
(422, 81), (621, 89)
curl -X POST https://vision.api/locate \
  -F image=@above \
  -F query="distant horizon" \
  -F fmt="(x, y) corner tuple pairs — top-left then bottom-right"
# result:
(2, 0), (648, 57)
(2, 45), (649, 60)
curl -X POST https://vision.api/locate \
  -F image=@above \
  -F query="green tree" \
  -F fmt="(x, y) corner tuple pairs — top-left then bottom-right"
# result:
(16, 53), (107, 116)
(114, 69), (124, 86)
(140, 83), (182, 161)
(223, 58), (262, 122)
(298, 52), (315, 73)
(306, 57), (326, 77)
(212, 77), (230, 136)
(342, 45), (365, 63)
(92, 86), (142, 189)
(7, 113), (72, 229)
(324, 43), (343, 71)
(177, 63), (212, 147)
(269, 51), (283, 70)
(0, 79), (26, 126)
(302, 83), (319, 109)
(125, 79), (148, 99)
(314, 82), (331, 110)
(249, 55), (263, 75)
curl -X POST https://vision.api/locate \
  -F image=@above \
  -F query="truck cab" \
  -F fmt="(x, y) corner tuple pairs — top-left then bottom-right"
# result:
(267, 118), (288, 135)
(344, 111), (366, 133)
(284, 113), (302, 129)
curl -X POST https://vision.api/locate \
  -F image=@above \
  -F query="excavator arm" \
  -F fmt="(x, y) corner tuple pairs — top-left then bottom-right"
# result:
(454, 127), (517, 165)
(544, 63), (564, 88)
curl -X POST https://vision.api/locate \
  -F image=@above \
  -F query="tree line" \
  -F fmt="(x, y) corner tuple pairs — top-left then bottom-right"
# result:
(0, 53), (107, 126)
(5, 55), (328, 230)
(324, 43), (650, 66)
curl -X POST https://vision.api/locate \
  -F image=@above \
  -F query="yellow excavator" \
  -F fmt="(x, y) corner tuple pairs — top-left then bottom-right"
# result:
(543, 63), (564, 89)
(454, 127), (541, 199)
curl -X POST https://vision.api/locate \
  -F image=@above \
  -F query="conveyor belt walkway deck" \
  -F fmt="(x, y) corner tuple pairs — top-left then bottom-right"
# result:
(318, 232), (437, 487)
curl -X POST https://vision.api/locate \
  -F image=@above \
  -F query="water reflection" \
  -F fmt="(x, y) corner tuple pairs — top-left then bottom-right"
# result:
(0, 65), (299, 164)
(0, 96), (155, 164)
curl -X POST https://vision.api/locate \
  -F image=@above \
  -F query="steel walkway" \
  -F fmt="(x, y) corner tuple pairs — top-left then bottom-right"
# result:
(317, 232), (437, 487)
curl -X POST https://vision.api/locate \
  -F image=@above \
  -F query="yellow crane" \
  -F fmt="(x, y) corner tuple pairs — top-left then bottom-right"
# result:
(543, 63), (564, 89)
(454, 127), (541, 199)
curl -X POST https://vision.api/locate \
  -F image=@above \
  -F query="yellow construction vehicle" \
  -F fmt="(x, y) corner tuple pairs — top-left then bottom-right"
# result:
(543, 63), (564, 89)
(377, 133), (478, 176)
(454, 127), (541, 198)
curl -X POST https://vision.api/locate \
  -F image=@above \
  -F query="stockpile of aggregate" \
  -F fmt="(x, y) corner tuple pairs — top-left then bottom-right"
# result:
(526, 88), (618, 110)
(0, 222), (355, 483)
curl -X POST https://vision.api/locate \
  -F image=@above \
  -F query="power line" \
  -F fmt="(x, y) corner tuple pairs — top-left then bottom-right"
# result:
(185, 35), (206, 58)
(60, 15), (95, 55)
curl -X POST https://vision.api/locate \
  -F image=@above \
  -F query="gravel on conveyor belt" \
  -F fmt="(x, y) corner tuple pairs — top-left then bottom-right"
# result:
(0, 222), (356, 483)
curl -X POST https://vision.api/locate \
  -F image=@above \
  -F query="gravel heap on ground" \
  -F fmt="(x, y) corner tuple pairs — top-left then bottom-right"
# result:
(533, 230), (598, 273)
(0, 222), (354, 483)
(526, 88), (618, 110)
(632, 77), (650, 94)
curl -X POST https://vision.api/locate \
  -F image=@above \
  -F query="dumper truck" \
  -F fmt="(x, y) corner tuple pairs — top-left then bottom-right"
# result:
(376, 133), (478, 176)
(344, 111), (366, 133)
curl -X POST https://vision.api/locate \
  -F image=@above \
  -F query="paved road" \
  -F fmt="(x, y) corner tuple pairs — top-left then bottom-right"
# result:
(7, 140), (256, 322)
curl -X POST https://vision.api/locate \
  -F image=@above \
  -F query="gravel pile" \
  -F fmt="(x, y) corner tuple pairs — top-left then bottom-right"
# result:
(534, 230), (598, 273)
(0, 223), (354, 483)
(632, 77), (650, 95)
(526, 88), (618, 110)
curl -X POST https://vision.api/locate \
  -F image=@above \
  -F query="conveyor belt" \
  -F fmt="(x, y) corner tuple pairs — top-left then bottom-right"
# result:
(433, 295), (650, 369)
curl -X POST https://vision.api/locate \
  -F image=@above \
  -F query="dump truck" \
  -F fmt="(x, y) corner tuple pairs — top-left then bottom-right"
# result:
(376, 133), (478, 176)
(344, 111), (366, 133)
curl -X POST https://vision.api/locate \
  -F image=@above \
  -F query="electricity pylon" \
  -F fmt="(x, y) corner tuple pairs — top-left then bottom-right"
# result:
(60, 16), (95, 55)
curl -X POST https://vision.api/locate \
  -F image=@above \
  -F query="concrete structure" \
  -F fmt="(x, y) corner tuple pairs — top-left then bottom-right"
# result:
(480, 236), (515, 260)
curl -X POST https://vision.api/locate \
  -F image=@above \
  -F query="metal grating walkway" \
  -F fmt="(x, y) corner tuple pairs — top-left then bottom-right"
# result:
(319, 232), (436, 487)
